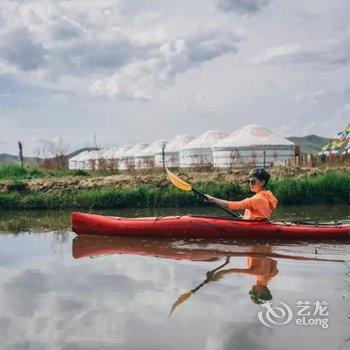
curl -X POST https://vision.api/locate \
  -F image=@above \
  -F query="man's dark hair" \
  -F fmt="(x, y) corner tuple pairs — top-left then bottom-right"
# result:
(249, 285), (272, 304)
(250, 168), (271, 186)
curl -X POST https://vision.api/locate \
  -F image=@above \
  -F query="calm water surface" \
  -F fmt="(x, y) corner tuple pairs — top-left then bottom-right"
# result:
(0, 205), (349, 350)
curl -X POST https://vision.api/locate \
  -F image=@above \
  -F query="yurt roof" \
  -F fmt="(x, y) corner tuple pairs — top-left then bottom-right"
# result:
(70, 149), (100, 161)
(163, 134), (195, 152)
(215, 124), (294, 148)
(87, 150), (104, 160)
(125, 143), (148, 157)
(138, 140), (167, 157)
(103, 147), (118, 159)
(76, 150), (92, 161)
(183, 130), (228, 149)
(99, 149), (114, 158)
(113, 145), (132, 158)
(69, 153), (81, 161)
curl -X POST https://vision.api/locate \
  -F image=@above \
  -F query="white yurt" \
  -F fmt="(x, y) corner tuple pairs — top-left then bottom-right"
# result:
(73, 151), (91, 170)
(85, 149), (107, 170)
(180, 130), (228, 168)
(103, 147), (118, 160)
(155, 134), (195, 168)
(84, 150), (103, 170)
(135, 140), (167, 169)
(108, 145), (131, 170)
(99, 147), (120, 170)
(213, 124), (294, 167)
(69, 154), (79, 170)
(121, 143), (148, 170)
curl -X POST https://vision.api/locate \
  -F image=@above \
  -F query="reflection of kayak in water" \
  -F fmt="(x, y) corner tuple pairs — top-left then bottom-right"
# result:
(72, 235), (346, 263)
(72, 235), (346, 315)
(71, 212), (350, 240)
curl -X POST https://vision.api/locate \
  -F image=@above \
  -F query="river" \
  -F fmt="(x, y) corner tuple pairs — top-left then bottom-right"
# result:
(0, 205), (349, 350)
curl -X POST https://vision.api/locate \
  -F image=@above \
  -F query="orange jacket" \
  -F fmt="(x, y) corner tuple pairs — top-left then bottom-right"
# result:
(228, 190), (278, 220)
(229, 257), (278, 285)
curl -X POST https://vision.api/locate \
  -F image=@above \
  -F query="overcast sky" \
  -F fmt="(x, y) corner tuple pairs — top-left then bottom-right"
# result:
(0, 0), (349, 156)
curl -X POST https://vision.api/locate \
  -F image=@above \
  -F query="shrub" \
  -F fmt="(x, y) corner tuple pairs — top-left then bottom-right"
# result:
(73, 169), (89, 177)
(7, 182), (30, 194)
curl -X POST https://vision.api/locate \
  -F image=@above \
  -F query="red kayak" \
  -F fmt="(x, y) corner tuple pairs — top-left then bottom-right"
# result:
(71, 212), (350, 240)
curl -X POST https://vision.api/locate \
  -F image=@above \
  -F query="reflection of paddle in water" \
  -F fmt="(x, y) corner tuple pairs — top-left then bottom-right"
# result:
(169, 257), (231, 317)
(169, 254), (278, 316)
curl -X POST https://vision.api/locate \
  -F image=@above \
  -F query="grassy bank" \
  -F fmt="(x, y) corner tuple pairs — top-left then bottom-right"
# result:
(0, 163), (101, 180)
(0, 172), (348, 210)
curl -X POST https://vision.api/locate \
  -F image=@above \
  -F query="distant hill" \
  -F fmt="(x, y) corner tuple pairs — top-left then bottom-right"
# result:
(287, 135), (331, 155)
(0, 147), (97, 165)
(0, 153), (37, 165)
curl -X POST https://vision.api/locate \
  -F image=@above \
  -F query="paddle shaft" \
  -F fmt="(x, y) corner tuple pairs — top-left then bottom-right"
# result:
(192, 188), (239, 218)
(191, 257), (231, 293)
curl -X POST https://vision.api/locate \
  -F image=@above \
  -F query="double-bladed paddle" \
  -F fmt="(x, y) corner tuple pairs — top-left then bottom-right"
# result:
(165, 168), (239, 218)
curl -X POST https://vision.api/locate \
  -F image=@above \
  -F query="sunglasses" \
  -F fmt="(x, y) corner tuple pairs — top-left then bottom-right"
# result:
(249, 179), (257, 185)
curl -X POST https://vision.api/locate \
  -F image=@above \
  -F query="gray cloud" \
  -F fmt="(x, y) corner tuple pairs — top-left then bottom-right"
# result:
(7, 342), (47, 350)
(0, 33), (151, 81)
(0, 2), (152, 78)
(188, 27), (240, 62)
(250, 39), (350, 67)
(62, 343), (119, 350)
(3, 269), (50, 317)
(217, 0), (269, 14)
(0, 0), (349, 155)
(0, 1), (241, 100)
(0, 28), (46, 71)
(51, 20), (82, 41)
(90, 26), (241, 99)
(0, 318), (11, 339)
(68, 39), (152, 74)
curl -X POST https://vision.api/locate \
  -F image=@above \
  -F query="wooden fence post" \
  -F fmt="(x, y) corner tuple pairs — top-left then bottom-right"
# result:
(162, 145), (165, 171)
(18, 141), (24, 167)
(263, 150), (266, 169)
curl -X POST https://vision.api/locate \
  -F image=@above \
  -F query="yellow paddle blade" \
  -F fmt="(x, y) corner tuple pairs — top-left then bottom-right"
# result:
(168, 291), (193, 317)
(166, 168), (192, 192)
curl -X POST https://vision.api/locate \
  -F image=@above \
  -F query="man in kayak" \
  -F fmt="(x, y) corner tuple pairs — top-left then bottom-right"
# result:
(205, 168), (278, 220)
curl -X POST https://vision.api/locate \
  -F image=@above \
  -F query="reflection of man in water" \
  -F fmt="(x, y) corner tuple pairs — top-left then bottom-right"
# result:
(170, 249), (279, 316)
(208, 256), (278, 304)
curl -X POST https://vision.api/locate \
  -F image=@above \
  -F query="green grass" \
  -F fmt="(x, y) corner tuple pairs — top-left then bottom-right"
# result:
(269, 172), (350, 204)
(0, 185), (243, 210)
(0, 172), (348, 210)
(0, 164), (38, 179)
(0, 164), (94, 180)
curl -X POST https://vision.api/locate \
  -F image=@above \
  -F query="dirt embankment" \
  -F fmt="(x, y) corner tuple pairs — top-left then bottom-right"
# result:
(0, 166), (349, 194)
